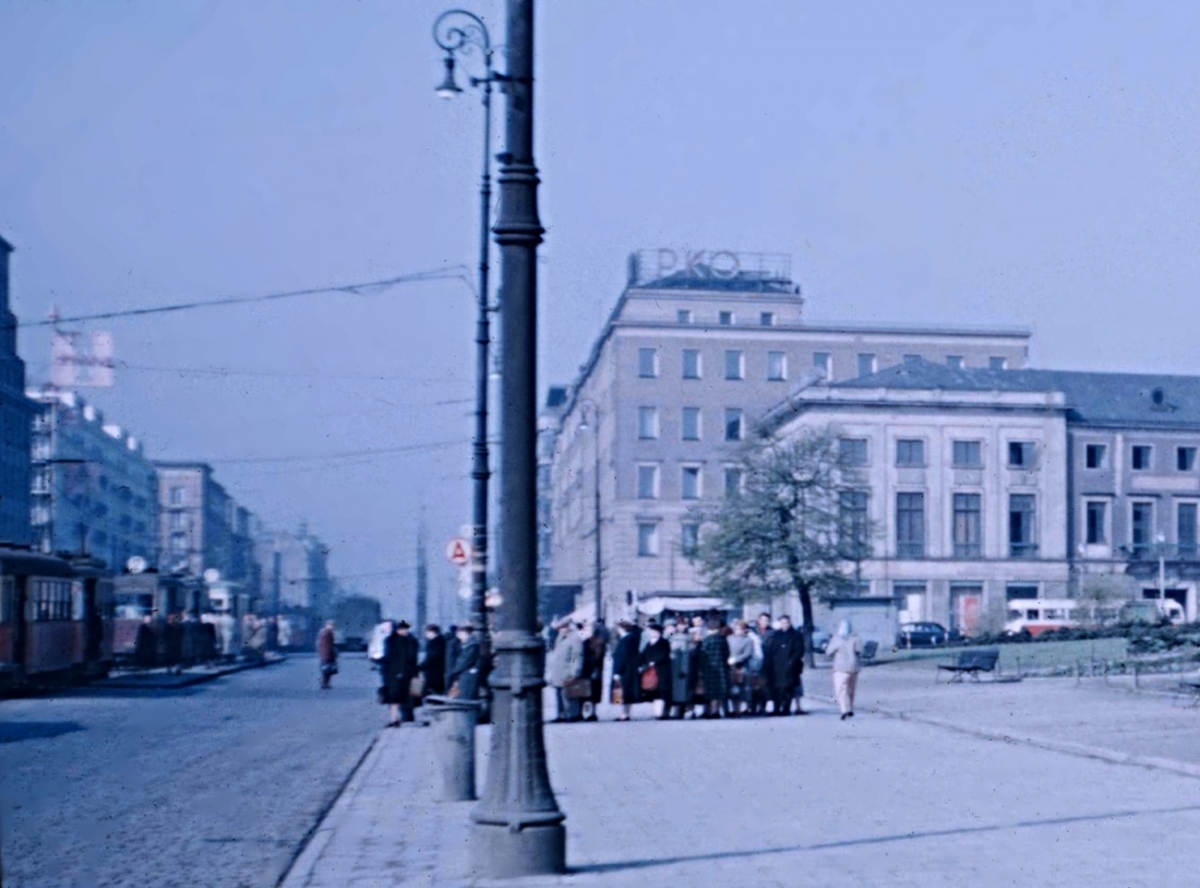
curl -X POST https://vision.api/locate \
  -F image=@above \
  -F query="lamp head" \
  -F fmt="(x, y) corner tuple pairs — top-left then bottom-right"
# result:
(435, 54), (462, 99)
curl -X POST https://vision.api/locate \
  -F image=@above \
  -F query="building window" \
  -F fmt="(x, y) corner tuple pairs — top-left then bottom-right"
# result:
(169, 533), (187, 555)
(1179, 447), (1197, 472)
(952, 440), (982, 468)
(638, 348), (659, 378)
(1085, 444), (1107, 469)
(681, 407), (701, 441)
(1131, 501), (1154, 558)
(839, 438), (868, 467)
(760, 312), (775, 327)
(767, 351), (787, 381)
(637, 465), (659, 499)
(1008, 441), (1036, 468)
(896, 493), (925, 558)
(724, 350), (744, 380)
(680, 523), (700, 557)
(677, 309), (692, 324)
(718, 311), (734, 326)
(682, 348), (702, 379)
(1179, 504), (1198, 557)
(813, 352), (831, 380)
(839, 490), (870, 559)
(637, 523), (659, 557)
(724, 409), (744, 442)
(856, 353), (876, 377)
(169, 511), (188, 532)
(903, 354), (921, 363)
(896, 439), (925, 467)
(1131, 445), (1152, 471)
(637, 406), (659, 440)
(1006, 584), (1039, 601)
(681, 466), (701, 500)
(953, 493), (982, 558)
(1009, 494), (1037, 557)
(169, 486), (185, 506)
(989, 356), (1008, 370)
(1085, 501), (1107, 545)
(724, 467), (744, 498)
(947, 355), (964, 369)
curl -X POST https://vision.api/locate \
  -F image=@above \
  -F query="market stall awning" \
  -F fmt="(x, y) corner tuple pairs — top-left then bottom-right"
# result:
(636, 596), (729, 616)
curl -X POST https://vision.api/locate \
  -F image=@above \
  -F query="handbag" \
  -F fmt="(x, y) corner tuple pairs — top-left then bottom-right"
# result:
(731, 667), (747, 685)
(409, 676), (425, 699)
(640, 664), (659, 693)
(564, 676), (592, 700)
(611, 679), (623, 706)
(376, 686), (387, 704)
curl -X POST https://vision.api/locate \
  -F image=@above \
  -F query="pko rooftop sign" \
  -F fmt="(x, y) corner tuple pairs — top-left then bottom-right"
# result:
(627, 249), (793, 290)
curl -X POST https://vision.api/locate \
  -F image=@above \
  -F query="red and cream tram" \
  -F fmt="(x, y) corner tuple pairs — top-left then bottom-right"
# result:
(0, 547), (105, 690)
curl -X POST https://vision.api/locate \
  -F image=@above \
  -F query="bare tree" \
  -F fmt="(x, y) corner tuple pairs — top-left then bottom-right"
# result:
(693, 427), (870, 666)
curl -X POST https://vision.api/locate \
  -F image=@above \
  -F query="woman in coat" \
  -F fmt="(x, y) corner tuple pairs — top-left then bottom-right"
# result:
(610, 621), (641, 721)
(665, 619), (693, 719)
(381, 621), (420, 727)
(581, 624), (607, 721)
(726, 620), (756, 716)
(421, 625), (447, 696)
(699, 620), (732, 718)
(638, 622), (672, 719)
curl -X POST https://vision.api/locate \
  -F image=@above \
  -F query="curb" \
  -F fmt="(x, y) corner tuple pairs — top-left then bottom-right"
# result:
(276, 733), (381, 888)
(808, 692), (1200, 781)
(95, 655), (287, 690)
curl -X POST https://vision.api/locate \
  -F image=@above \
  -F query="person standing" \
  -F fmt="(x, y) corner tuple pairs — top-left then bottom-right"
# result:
(443, 624), (461, 690)
(446, 624), (481, 701)
(546, 621), (584, 722)
(665, 619), (691, 719)
(580, 622), (606, 721)
(699, 620), (731, 718)
(727, 620), (755, 716)
(610, 620), (641, 721)
(764, 615), (805, 715)
(381, 621), (420, 726)
(825, 620), (864, 720)
(134, 614), (158, 670)
(316, 620), (338, 690)
(421, 624), (447, 697)
(638, 622), (672, 719)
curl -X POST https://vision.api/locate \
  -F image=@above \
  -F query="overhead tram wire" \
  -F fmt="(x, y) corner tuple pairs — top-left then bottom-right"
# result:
(208, 437), (468, 467)
(14, 266), (473, 330)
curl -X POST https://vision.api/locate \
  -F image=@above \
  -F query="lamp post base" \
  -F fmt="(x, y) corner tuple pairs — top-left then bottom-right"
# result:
(469, 822), (566, 879)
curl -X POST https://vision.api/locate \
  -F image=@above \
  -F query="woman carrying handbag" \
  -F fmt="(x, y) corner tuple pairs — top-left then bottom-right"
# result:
(638, 622), (672, 720)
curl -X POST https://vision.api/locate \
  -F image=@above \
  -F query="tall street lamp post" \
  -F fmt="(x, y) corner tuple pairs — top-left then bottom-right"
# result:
(433, 8), (497, 649)
(470, 0), (566, 877)
(577, 400), (603, 622)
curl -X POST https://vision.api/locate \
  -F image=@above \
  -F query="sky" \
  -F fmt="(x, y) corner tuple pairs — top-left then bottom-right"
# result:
(2, 0), (1200, 617)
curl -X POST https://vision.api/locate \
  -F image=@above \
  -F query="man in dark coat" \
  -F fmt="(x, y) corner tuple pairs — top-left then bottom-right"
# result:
(447, 625), (481, 701)
(382, 621), (420, 725)
(610, 621), (641, 721)
(134, 615), (158, 669)
(638, 622), (672, 719)
(421, 624), (447, 696)
(444, 624), (462, 692)
(763, 615), (805, 715)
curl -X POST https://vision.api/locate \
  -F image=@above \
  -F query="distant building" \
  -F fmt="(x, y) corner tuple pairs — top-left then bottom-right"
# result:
(544, 249), (1032, 620)
(255, 523), (334, 619)
(28, 390), (159, 570)
(0, 236), (35, 545)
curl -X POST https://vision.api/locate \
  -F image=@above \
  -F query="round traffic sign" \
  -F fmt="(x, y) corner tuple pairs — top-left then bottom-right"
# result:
(445, 537), (472, 566)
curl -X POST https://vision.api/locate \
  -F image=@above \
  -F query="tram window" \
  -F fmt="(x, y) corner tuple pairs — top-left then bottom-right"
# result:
(32, 579), (72, 621)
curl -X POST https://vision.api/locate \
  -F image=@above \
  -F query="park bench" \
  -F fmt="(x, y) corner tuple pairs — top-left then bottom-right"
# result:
(937, 649), (1000, 683)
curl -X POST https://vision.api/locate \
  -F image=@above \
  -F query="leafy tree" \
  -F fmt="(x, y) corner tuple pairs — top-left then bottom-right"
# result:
(693, 427), (871, 665)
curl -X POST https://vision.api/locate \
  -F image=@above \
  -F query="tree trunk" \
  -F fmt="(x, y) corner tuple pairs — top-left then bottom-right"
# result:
(798, 582), (816, 668)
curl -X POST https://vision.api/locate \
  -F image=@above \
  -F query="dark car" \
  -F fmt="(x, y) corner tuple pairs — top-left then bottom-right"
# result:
(895, 622), (949, 649)
(335, 635), (368, 653)
(810, 628), (831, 654)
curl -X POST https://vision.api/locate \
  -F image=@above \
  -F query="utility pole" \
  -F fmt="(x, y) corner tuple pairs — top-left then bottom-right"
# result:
(470, 0), (566, 877)
(416, 524), (429, 633)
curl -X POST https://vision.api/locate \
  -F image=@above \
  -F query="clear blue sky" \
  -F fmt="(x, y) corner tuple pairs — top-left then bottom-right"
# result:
(3, 0), (1199, 616)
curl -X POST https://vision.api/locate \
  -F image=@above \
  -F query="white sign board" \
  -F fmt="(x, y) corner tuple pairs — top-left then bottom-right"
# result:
(446, 538), (472, 566)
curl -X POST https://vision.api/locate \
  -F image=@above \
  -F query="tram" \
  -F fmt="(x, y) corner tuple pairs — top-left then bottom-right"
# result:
(0, 546), (110, 690)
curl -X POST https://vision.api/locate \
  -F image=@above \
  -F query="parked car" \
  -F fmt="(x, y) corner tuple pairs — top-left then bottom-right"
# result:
(810, 628), (831, 654)
(895, 622), (950, 649)
(335, 635), (368, 653)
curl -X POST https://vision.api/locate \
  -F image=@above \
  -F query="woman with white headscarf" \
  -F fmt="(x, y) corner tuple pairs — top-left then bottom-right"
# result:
(825, 620), (864, 720)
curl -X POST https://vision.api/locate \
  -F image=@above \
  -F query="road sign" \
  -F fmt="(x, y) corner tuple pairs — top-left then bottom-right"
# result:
(446, 537), (472, 566)
(126, 556), (147, 574)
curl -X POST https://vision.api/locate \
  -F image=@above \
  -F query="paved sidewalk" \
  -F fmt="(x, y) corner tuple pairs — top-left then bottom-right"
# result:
(93, 651), (287, 689)
(280, 679), (1200, 888)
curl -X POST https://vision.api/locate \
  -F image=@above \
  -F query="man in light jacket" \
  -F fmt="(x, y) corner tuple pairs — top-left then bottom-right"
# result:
(546, 621), (584, 722)
(825, 620), (864, 720)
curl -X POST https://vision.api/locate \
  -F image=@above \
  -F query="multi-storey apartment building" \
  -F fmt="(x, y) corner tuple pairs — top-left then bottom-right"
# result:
(0, 236), (35, 545)
(544, 250), (1032, 620)
(29, 390), (159, 570)
(764, 361), (1070, 635)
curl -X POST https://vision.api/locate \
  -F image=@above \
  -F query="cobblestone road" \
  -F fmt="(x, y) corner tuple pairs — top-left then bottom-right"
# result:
(0, 656), (382, 888)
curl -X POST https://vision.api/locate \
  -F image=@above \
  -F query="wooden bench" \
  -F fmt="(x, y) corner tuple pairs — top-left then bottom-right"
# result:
(937, 649), (1000, 683)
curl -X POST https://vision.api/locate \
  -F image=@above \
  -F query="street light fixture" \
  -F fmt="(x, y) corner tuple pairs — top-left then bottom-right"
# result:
(432, 8), (501, 655)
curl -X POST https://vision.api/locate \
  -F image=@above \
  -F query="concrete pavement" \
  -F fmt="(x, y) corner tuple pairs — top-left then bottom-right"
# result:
(281, 669), (1200, 888)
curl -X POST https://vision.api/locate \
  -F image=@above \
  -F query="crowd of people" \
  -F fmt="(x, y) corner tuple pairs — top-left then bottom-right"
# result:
(316, 612), (865, 726)
(132, 612), (220, 672)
